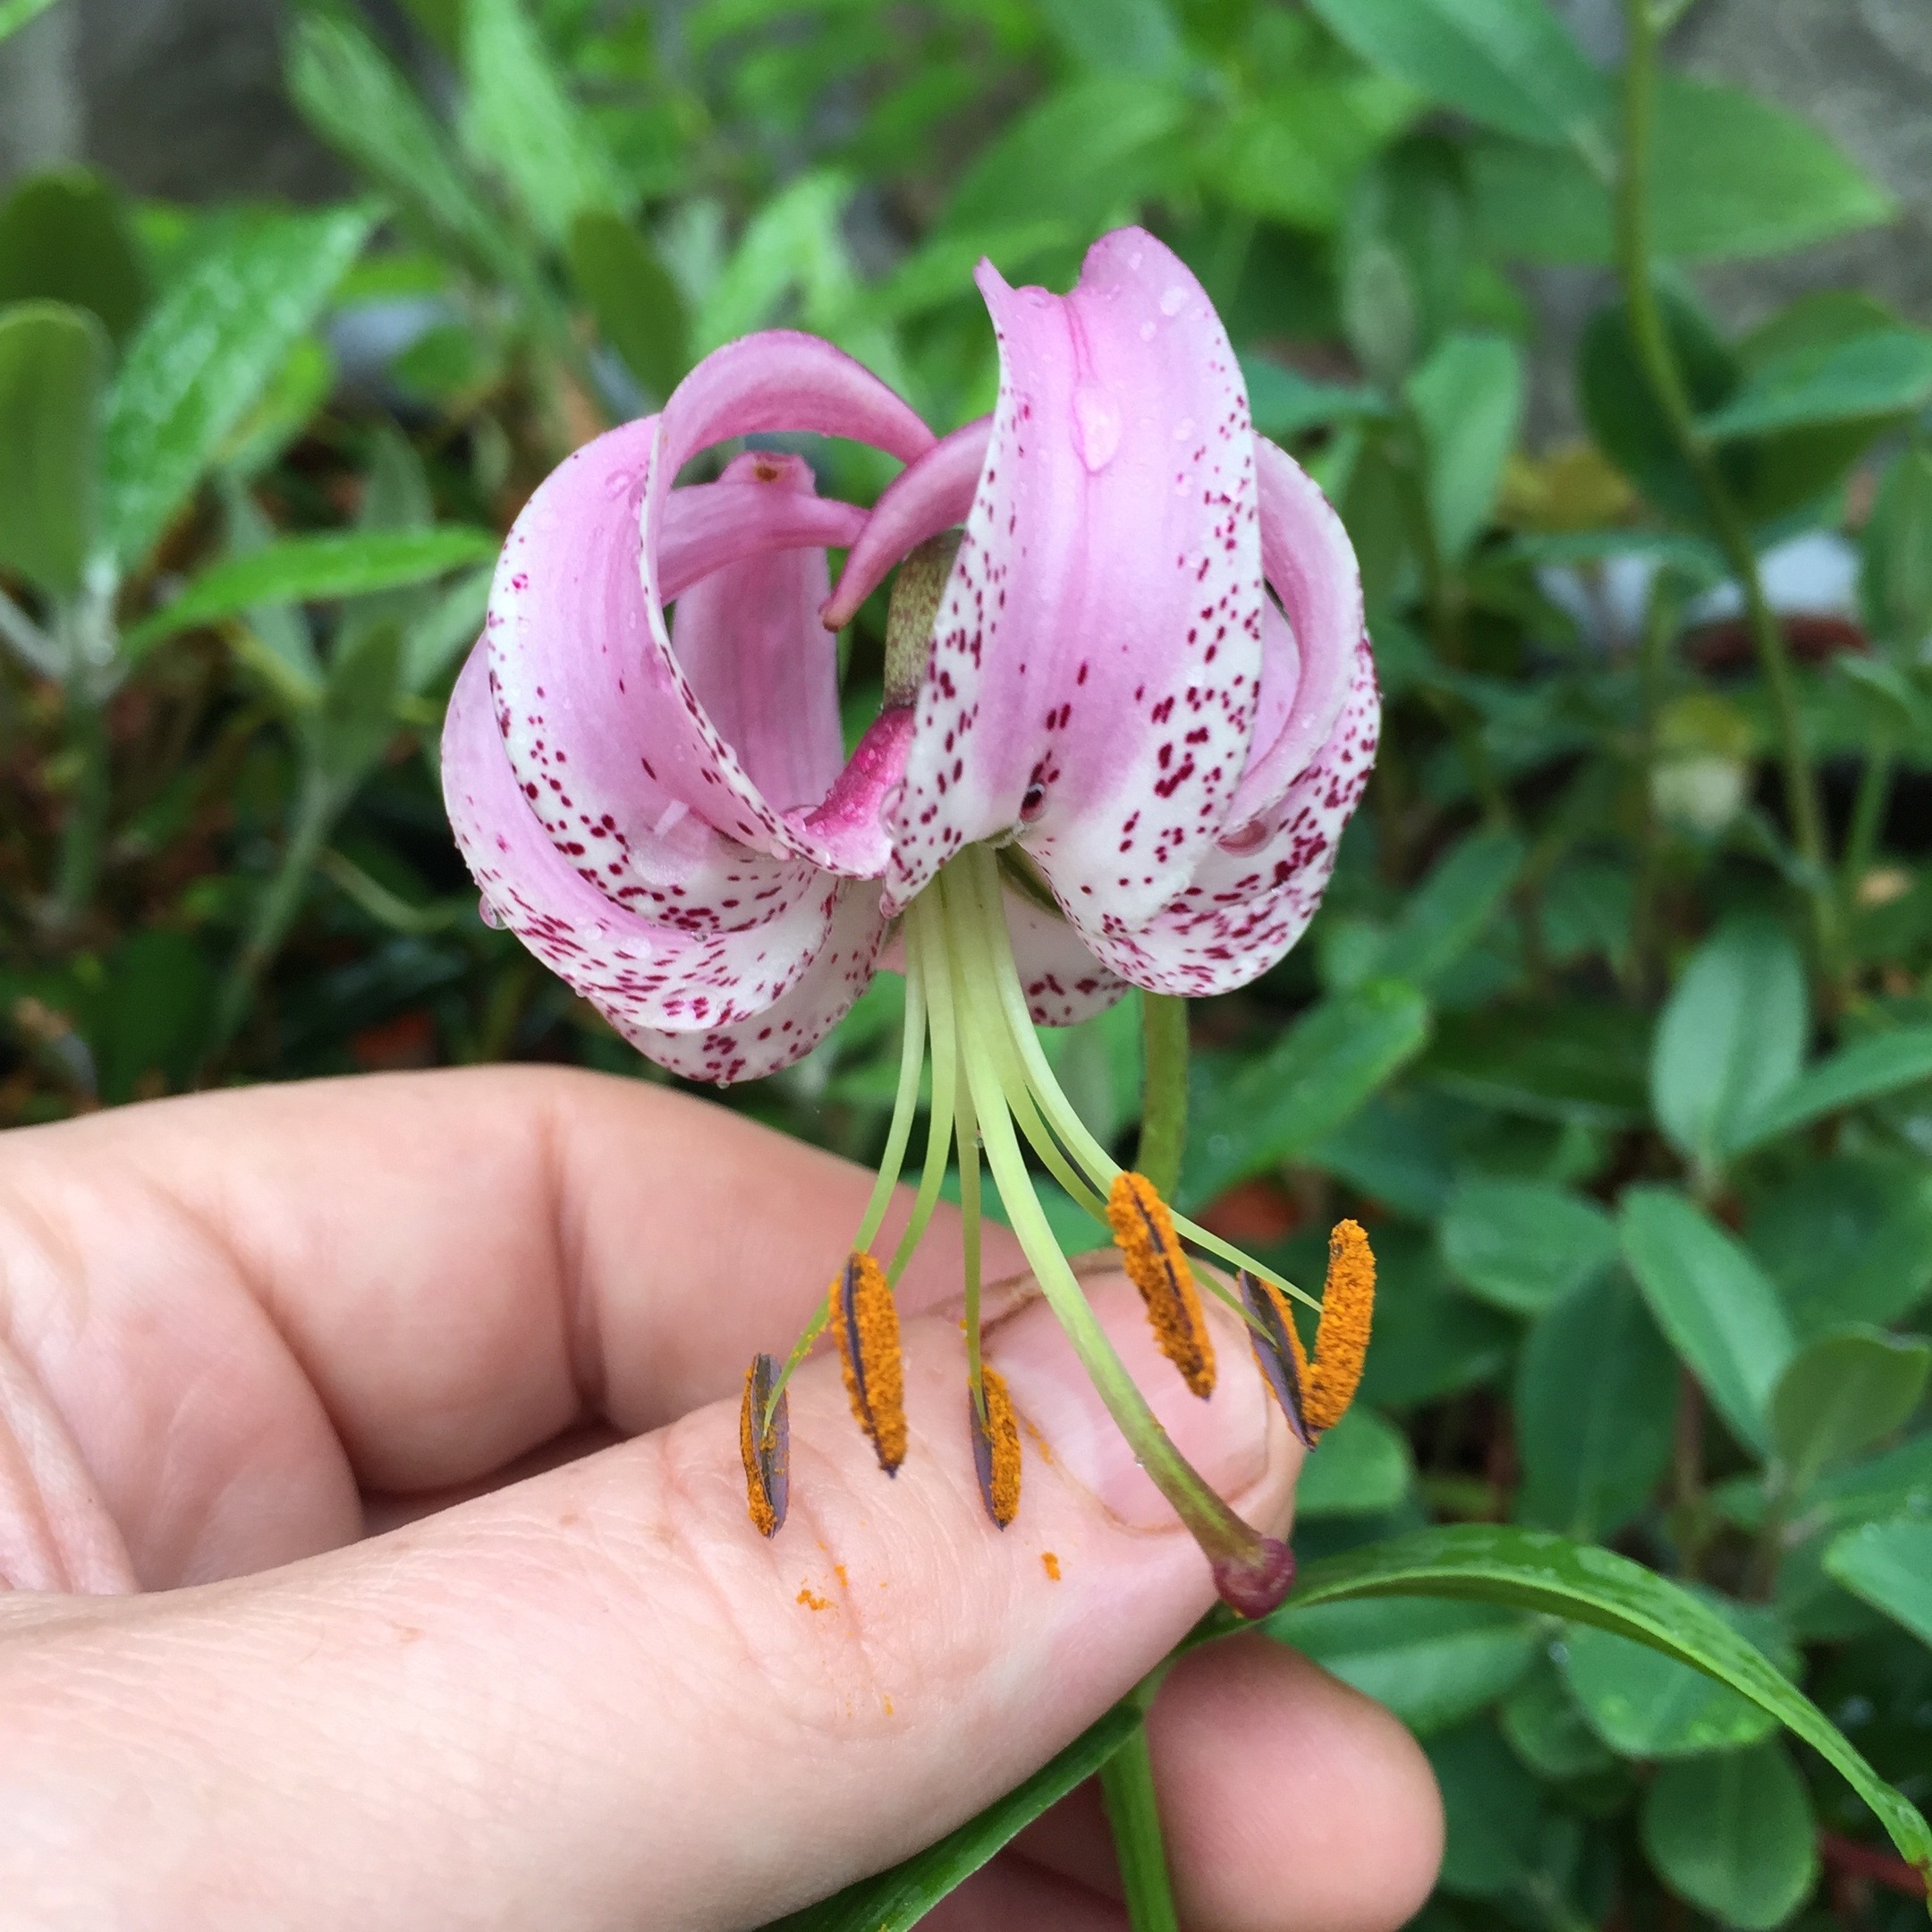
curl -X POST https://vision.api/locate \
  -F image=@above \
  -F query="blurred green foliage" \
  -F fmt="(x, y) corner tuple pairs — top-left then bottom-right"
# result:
(2, 0), (1931, 1924)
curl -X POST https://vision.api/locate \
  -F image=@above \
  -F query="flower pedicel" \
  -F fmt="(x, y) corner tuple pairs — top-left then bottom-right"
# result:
(443, 227), (1378, 1617)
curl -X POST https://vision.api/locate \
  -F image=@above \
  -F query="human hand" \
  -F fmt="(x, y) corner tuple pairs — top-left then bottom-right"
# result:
(0, 1067), (1441, 1929)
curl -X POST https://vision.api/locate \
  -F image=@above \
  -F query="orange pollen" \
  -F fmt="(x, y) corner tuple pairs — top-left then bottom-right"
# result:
(970, 1365), (1022, 1528)
(1304, 1219), (1375, 1434)
(739, 1352), (787, 1538)
(1106, 1172), (1216, 1398)
(1041, 1551), (1062, 1581)
(832, 1251), (907, 1474)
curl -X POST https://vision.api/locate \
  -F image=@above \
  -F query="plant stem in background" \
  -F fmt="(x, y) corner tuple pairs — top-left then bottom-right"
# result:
(1615, 0), (1838, 979)
(212, 766), (342, 1051)
(1098, 1676), (1182, 1932)
(1842, 724), (1895, 908)
(1136, 993), (1190, 1199)
(1626, 573), (1677, 999)
(50, 682), (109, 928)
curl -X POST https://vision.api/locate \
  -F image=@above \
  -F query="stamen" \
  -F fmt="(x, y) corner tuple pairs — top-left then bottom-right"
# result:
(740, 1352), (789, 1537)
(1237, 1271), (1316, 1448)
(832, 1251), (908, 1474)
(1304, 1218), (1376, 1433)
(1241, 1220), (1375, 1440)
(970, 1364), (1022, 1528)
(1107, 1173), (1216, 1398)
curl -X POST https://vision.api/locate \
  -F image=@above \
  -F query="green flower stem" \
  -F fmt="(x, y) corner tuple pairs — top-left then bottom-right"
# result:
(886, 894), (958, 1284)
(1616, 0), (1837, 977)
(1136, 993), (1190, 1200)
(1098, 1714), (1182, 1932)
(855, 956), (928, 1254)
(214, 763), (343, 1052)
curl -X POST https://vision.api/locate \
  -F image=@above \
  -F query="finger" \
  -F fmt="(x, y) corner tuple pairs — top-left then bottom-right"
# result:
(0, 1068), (1027, 1582)
(0, 1275), (1298, 1932)
(1014, 1634), (1443, 1932)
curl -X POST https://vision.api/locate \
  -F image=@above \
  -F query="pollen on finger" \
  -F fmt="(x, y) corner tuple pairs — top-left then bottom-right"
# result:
(1106, 1171), (1216, 1398)
(1306, 1218), (1376, 1434)
(832, 1251), (907, 1474)
(1238, 1270), (1317, 1448)
(740, 1352), (789, 1538)
(970, 1365), (1021, 1528)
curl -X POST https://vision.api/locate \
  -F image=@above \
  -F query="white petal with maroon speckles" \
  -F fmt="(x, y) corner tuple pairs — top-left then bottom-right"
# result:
(887, 229), (1263, 941)
(621, 879), (890, 1084)
(1085, 637), (1379, 996)
(632, 334), (936, 865)
(1001, 886), (1128, 1027)
(445, 648), (852, 1037)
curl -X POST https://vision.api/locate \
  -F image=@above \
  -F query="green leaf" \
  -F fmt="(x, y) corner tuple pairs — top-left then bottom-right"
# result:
(764, 1700), (1140, 1932)
(0, 0), (60, 41)
(1652, 918), (1808, 1176)
(1269, 1596), (1539, 1736)
(1441, 1178), (1617, 1317)
(288, 13), (517, 283)
(100, 205), (375, 571)
(1826, 1519), (1932, 1648)
(1180, 980), (1431, 1207)
(124, 528), (496, 660)
(1240, 354), (1386, 440)
(1427, 1720), (1578, 1903)
(1499, 1659), (1614, 1780)
(1422, 1000), (1649, 1127)
(1249, 1523), (1930, 1880)
(1294, 1406), (1414, 1519)
(1640, 1743), (1820, 1931)
(1354, 828), (1526, 992)
(1620, 1187), (1796, 1455)
(309, 616), (405, 787)
(218, 335), (336, 483)
(1862, 447), (1932, 653)
(566, 209), (689, 401)
(461, 0), (625, 245)
(0, 165), (148, 343)
(1732, 1026), (1932, 1157)
(1771, 1327), (1932, 1494)
(1034, 0), (1182, 75)
(1748, 1154), (1932, 1336)
(0, 301), (104, 598)
(1561, 1595), (1792, 1758)
(1515, 1271), (1677, 1541)
(1302, 0), (1608, 156)
(1700, 327), (1932, 441)
(1471, 77), (1893, 265)
(1404, 333), (1524, 561)
(401, 564), (493, 695)
(941, 76), (1187, 240)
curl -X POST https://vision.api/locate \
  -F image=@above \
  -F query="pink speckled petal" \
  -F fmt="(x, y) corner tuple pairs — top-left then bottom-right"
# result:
(1003, 888), (1128, 1027)
(669, 452), (846, 821)
(1082, 637), (1379, 997)
(821, 415), (992, 629)
(483, 419), (866, 918)
(788, 703), (915, 877)
(445, 646), (843, 1032)
(622, 879), (890, 1084)
(632, 335), (936, 860)
(889, 228), (1263, 932)
(1226, 437), (1362, 824)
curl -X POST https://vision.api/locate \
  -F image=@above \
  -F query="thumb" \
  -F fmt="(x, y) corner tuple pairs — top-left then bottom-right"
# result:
(0, 1272), (1299, 1931)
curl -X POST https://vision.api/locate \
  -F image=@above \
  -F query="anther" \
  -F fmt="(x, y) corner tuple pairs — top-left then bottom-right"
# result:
(970, 1366), (1022, 1528)
(740, 1352), (789, 1537)
(1239, 1221), (1376, 1443)
(832, 1251), (907, 1474)
(1106, 1172), (1216, 1397)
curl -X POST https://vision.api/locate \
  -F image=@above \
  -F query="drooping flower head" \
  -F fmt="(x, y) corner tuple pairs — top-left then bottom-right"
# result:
(444, 227), (1377, 1615)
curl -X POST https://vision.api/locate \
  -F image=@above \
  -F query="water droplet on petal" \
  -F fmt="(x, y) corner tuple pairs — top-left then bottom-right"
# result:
(1159, 284), (1189, 318)
(603, 469), (634, 500)
(1071, 382), (1122, 473)
(478, 895), (504, 928)
(878, 782), (905, 828)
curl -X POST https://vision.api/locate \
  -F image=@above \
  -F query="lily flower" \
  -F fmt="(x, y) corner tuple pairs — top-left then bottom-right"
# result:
(443, 227), (1378, 1616)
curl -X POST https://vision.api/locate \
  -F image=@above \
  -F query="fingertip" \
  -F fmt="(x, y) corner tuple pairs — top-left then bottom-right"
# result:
(1151, 1634), (1444, 1932)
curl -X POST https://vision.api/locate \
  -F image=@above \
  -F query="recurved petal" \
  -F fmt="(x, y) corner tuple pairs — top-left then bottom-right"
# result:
(632, 335), (936, 860)
(620, 878), (890, 1083)
(1001, 882), (1129, 1027)
(445, 645), (844, 1037)
(888, 228), (1264, 932)
(1226, 437), (1363, 823)
(1079, 636), (1379, 997)
(483, 418), (865, 917)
